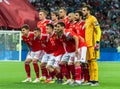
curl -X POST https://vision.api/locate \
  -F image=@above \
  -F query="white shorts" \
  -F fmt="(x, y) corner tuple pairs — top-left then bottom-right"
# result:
(47, 55), (55, 66)
(38, 50), (45, 61)
(26, 50), (43, 60)
(53, 55), (63, 68)
(61, 52), (75, 63)
(41, 52), (53, 63)
(74, 47), (87, 62)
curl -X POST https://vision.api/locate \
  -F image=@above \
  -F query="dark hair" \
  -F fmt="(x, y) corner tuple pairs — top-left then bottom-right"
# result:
(51, 11), (59, 17)
(75, 10), (83, 17)
(46, 23), (54, 29)
(57, 22), (66, 28)
(21, 24), (29, 30)
(82, 5), (92, 11)
(34, 27), (41, 32)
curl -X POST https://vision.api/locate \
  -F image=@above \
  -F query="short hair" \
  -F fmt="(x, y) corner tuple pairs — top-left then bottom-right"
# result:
(34, 27), (41, 32)
(59, 7), (67, 12)
(82, 5), (92, 11)
(39, 9), (48, 15)
(57, 22), (66, 28)
(75, 10), (83, 17)
(46, 23), (54, 29)
(21, 24), (29, 30)
(51, 11), (59, 17)
(68, 12), (74, 15)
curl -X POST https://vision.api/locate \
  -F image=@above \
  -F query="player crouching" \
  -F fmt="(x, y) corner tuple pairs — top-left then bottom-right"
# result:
(22, 25), (44, 83)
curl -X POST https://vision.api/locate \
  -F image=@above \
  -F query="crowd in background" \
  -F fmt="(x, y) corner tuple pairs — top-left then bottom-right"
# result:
(29, 0), (120, 48)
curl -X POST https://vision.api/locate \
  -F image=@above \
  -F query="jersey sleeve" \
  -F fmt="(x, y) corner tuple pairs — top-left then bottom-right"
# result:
(92, 17), (101, 42)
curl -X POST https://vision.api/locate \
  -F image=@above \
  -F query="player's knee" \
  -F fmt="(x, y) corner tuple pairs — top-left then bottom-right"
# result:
(40, 62), (47, 67)
(74, 62), (80, 66)
(47, 66), (54, 72)
(32, 60), (37, 64)
(60, 61), (67, 65)
(55, 68), (60, 73)
(68, 62), (74, 65)
(46, 65), (51, 69)
(25, 59), (31, 63)
(32, 59), (38, 62)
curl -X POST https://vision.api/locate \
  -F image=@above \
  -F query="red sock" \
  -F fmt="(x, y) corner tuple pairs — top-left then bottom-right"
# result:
(84, 63), (90, 81)
(25, 62), (30, 78)
(68, 64), (75, 80)
(75, 66), (81, 80)
(33, 61), (39, 78)
(41, 65), (47, 77)
(49, 70), (56, 79)
(47, 73), (51, 79)
(56, 72), (63, 80)
(60, 64), (70, 80)
(41, 66), (51, 79)
(81, 64), (84, 80)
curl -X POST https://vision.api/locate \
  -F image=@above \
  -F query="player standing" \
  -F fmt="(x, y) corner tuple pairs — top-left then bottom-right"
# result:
(37, 10), (51, 34)
(82, 5), (101, 86)
(63, 12), (77, 83)
(51, 11), (59, 25)
(37, 10), (51, 81)
(74, 10), (89, 83)
(59, 7), (68, 28)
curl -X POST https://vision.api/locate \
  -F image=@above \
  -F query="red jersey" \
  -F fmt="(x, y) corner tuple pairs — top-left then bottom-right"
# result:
(51, 20), (58, 26)
(41, 32), (65, 56)
(59, 16), (69, 29)
(54, 37), (65, 56)
(75, 20), (85, 38)
(31, 36), (43, 52)
(57, 29), (76, 53)
(22, 32), (42, 52)
(37, 19), (51, 34)
(75, 20), (87, 47)
(22, 32), (34, 47)
(65, 29), (86, 48)
(41, 33), (57, 54)
(66, 21), (77, 33)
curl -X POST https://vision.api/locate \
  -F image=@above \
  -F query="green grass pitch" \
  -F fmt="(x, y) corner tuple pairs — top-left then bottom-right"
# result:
(0, 62), (120, 89)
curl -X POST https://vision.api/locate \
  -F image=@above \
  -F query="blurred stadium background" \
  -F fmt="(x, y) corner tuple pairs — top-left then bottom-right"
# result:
(0, 0), (120, 61)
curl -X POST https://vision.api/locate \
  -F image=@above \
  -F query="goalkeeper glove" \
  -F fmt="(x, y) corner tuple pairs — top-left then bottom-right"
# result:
(94, 41), (100, 50)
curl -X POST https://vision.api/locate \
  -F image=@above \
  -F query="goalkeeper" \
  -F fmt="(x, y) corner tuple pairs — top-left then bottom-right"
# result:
(82, 5), (101, 86)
